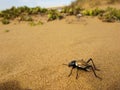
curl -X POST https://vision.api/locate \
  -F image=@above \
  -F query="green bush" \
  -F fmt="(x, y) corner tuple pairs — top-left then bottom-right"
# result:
(80, 7), (120, 22)
(0, 6), (48, 22)
(1, 19), (10, 24)
(40, 8), (48, 13)
(82, 8), (104, 16)
(47, 9), (63, 21)
(29, 7), (41, 14)
(73, 7), (81, 15)
(0, 11), (3, 17)
(98, 7), (120, 22)
(19, 15), (33, 21)
(61, 7), (69, 13)
(47, 13), (56, 21)
(29, 21), (43, 26)
(57, 14), (63, 20)
(68, 8), (74, 15)
(81, 10), (92, 16)
(61, 7), (81, 15)
(93, 8), (104, 16)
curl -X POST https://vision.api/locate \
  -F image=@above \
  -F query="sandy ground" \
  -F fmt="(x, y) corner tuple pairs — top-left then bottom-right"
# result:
(0, 16), (120, 90)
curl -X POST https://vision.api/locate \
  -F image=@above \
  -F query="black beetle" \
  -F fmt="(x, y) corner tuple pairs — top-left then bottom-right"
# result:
(63, 58), (102, 80)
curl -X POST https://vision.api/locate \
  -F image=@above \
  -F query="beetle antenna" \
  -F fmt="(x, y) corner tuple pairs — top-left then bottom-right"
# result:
(62, 64), (68, 66)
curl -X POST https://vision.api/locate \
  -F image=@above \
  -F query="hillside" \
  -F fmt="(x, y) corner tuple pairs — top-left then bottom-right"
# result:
(70, 0), (120, 8)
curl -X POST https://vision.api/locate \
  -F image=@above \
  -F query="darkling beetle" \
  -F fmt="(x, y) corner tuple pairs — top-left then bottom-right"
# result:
(63, 58), (102, 80)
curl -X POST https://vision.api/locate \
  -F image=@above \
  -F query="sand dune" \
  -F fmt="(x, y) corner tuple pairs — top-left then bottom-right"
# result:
(0, 16), (120, 90)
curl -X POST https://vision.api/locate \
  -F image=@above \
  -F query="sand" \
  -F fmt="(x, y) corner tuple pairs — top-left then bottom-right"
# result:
(0, 16), (120, 90)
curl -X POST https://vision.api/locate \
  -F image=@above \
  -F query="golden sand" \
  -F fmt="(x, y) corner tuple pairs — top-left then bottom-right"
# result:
(0, 16), (120, 90)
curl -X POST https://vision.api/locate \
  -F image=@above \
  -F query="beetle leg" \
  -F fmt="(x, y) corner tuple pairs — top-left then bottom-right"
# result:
(89, 65), (102, 80)
(87, 58), (100, 71)
(68, 67), (74, 77)
(76, 68), (79, 79)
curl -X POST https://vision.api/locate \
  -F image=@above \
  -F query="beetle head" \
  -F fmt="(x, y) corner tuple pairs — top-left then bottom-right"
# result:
(68, 60), (76, 67)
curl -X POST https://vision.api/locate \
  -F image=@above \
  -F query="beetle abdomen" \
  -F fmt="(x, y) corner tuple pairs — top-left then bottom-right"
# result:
(76, 60), (89, 68)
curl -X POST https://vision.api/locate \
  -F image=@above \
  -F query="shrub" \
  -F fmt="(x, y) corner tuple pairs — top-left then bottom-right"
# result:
(81, 9), (95, 16)
(98, 7), (120, 22)
(82, 8), (104, 16)
(19, 15), (33, 21)
(0, 6), (48, 22)
(0, 11), (2, 17)
(68, 8), (74, 15)
(40, 8), (48, 13)
(56, 14), (63, 20)
(29, 21), (43, 26)
(1, 19), (10, 24)
(61, 8), (68, 13)
(47, 13), (56, 21)
(47, 9), (63, 21)
(29, 7), (41, 14)
(93, 8), (104, 16)
(61, 7), (68, 13)
(73, 7), (81, 15)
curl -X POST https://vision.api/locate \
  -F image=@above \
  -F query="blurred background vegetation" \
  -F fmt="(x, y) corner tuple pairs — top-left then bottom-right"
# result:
(0, 0), (120, 24)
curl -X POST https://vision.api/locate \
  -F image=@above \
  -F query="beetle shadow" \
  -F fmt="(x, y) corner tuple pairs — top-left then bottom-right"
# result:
(0, 80), (31, 90)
